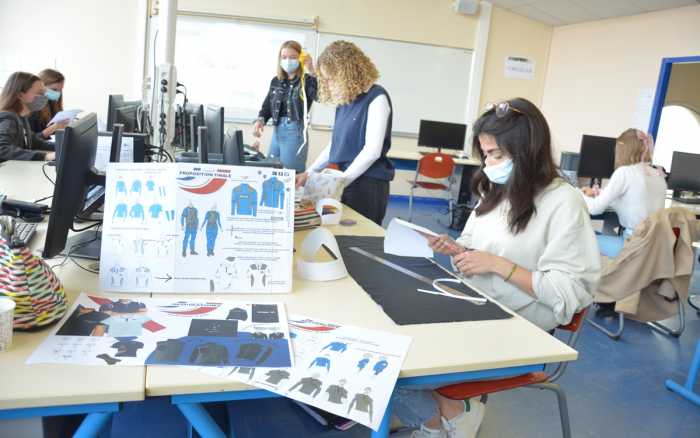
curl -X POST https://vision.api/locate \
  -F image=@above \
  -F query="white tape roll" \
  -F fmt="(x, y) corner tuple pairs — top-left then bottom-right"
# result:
(316, 198), (343, 226)
(296, 228), (348, 281)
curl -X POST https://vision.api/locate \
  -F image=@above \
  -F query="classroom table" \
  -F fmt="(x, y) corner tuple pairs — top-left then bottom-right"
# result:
(0, 161), (146, 437)
(146, 206), (578, 437)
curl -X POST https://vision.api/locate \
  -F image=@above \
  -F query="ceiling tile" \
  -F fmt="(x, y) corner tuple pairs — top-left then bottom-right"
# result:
(532, 0), (601, 23)
(571, 0), (645, 19)
(631, 0), (698, 12)
(489, 0), (535, 9)
(511, 4), (565, 25)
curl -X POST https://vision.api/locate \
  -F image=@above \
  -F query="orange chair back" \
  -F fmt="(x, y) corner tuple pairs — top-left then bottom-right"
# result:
(417, 153), (455, 179)
(558, 307), (588, 333)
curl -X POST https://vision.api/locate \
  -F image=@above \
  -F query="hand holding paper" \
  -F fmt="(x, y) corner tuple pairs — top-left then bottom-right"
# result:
(49, 109), (82, 126)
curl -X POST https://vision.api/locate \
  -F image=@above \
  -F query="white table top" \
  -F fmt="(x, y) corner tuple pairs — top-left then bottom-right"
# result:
(0, 161), (145, 410)
(146, 207), (576, 397)
(387, 150), (481, 167)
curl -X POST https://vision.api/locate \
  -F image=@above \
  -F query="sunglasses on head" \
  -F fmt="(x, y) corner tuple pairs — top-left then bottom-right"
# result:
(484, 101), (523, 118)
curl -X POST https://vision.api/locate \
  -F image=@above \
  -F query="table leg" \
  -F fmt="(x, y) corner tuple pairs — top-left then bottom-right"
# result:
(371, 394), (393, 438)
(665, 338), (700, 407)
(175, 402), (227, 438)
(72, 412), (113, 438)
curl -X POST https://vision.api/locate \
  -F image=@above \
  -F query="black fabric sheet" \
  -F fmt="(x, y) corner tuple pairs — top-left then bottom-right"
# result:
(336, 236), (512, 325)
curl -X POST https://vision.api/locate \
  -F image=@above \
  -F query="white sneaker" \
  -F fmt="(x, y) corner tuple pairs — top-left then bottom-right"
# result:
(391, 424), (447, 438)
(441, 399), (486, 438)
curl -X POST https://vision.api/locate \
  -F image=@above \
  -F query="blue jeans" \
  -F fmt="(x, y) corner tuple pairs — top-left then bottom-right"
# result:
(268, 117), (307, 173)
(596, 233), (625, 258)
(206, 227), (218, 254)
(182, 227), (197, 254)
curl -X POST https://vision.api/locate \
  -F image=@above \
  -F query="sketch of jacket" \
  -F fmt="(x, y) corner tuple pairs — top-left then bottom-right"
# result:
(348, 393), (373, 421)
(214, 257), (237, 289)
(289, 377), (322, 397)
(260, 177), (285, 208)
(246, 264), (271, 289)
(265, 369), (290, 385)
(149, 203), (164, 219)
(236, 343), (273, 365)
(357, 358), (370, 371)
(116, 180), (127, 196)
(111, 340), (144, 357)
(326, 385), (348, 404)
(131, 180), (142, 195)
(181, 206), (199, 230)
(110, 264), (126, 287)
(154, 339), (183, 361)
(235, 366), (255, 380)
(113, 203), (128, 220)
(189, 343), (229, 365)
(146, 179), (156, 192)
(231, 183), (258, 216)
(322, 342), (348, 353)
(135, 266), (151, 288)
(309, 356), (331, 372)
(130, 203), (145, 222)
(373, 359), (388, 375)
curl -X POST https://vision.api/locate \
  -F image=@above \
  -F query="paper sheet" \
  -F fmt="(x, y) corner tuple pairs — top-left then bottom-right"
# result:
(296, 228), (348, 282)
(93, 136), (135, 173)
(198, 314), (412, 431)
(383, 218), (435, 257)
(99, 163), (295, 293)
(49, 109), (81, 125)
(27, 293), (293, 368)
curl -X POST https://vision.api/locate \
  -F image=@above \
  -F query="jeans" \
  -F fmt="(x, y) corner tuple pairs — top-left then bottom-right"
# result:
(596, 233), (626, 258)
(268, 117), (307, 173)
(341, 175), (390, 226)
(182, 227), (197, 254)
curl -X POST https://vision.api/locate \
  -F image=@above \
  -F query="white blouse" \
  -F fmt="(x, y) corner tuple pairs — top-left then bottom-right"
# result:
(582, 163), (667, 232)
(455, 179), (601, 331)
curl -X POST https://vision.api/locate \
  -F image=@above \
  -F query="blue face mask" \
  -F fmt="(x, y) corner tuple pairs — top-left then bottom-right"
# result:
(483, 158), (513, 185)
(280, 59), (300, 74)
(45, 88), (61, 101)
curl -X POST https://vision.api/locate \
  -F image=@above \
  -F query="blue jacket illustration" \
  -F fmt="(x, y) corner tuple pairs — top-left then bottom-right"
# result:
(309, 356), (331, 372)
(129, 204), (145, 221)
(231, 184), (258, 216)
(260, 177), (285, 209)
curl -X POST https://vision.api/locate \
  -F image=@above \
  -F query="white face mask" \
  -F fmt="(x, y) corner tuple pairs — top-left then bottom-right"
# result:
(280, 58), (299, 74)
(483, 158), (513, 185)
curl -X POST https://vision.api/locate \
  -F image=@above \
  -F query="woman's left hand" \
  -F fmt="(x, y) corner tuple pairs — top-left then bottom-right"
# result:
(453, 250), (509, 277)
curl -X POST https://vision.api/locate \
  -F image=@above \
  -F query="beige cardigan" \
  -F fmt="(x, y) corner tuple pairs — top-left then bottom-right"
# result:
(595, 207), (700, 322)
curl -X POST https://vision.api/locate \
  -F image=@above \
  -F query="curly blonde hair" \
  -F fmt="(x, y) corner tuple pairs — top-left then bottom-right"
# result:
(317, 41), (379, 105)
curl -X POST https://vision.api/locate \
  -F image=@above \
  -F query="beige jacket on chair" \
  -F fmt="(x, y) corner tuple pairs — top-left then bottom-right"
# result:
(595, 207), (700, 322)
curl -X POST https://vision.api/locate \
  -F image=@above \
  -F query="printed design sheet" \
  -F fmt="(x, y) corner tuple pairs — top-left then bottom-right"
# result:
(99, 163), (295, 293)
(199, 315), (411, 431)
(27, 294), (293, 368)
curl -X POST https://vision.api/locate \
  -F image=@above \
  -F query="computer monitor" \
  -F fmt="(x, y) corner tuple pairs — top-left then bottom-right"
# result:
(224, 130), (245, 165)
(669, 151), (700, 202)
(107, 95), (140, 131)
(43, 113), (105, 259)
(115, 105), (139, 133)
(109, 124), (124, 163)
(418, 120), (467, 152)
(577, 135), (616, 182)
(184, 103), (204, 151)
(205, 105), (225, 154)
(198, 126), (209, 164)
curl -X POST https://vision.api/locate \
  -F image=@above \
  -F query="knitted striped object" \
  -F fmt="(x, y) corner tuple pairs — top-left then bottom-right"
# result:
(0, 238), (67, 330)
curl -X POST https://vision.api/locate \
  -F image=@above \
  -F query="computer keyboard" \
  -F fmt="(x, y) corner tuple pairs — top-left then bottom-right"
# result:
(672, 197), (700, 205)
(12, 221), (38, 248)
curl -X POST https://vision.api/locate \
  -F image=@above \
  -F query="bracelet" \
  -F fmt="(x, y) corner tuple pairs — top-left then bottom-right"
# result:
(504, 263), (517, 282)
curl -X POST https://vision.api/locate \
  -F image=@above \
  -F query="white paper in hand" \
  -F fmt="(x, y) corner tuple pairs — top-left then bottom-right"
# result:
(49, 109), (81, 125)
(384, 218), (434, 257)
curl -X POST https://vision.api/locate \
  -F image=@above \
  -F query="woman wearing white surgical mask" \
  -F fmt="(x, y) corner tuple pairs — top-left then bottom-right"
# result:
(0, 71), (56, 162)
(254, 40), (317, 172)
(390, 98), (601, 438)
(30, 68), (69, 139)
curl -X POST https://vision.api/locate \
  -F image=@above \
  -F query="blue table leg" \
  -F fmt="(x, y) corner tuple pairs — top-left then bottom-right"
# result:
(73, 412), (114, 438)
(665, 339), (700, 407)
(175, 402), (227, 438)
(372, 393), (394, 438)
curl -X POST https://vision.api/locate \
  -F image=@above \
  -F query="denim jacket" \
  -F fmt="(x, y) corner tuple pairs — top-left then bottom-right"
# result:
(257, 74), (317, 125)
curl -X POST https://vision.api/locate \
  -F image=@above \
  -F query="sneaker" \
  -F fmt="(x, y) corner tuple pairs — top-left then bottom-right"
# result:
(391, 424), (446, 438)
(441, 399), (485, 438)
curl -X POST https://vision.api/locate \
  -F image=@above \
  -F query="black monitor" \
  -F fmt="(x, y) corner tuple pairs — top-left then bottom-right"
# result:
(205, 105), (225, 154)
(109, 124), (124, 163)
(107, 95), (140, 131)
(43, 113), (104, 259)
(115, 105), (139, 133)
(418, 120), (467, 152)
(185, 103), (204, 151)
(224, 130), (245, 165)
(198, 126), (208, 164)
(669, 151), (700, 202)
(577, 135), (616, 182)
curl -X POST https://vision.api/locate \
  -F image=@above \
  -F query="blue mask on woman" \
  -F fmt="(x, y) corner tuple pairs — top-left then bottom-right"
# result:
(45, 88), (61, 101)
(483, 158), (513, 185)
(280, 59), (300, 74)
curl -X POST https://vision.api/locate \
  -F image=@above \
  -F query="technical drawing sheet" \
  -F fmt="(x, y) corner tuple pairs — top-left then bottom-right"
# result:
(99, 163), (295, 293)
(198, 315), (412, 431)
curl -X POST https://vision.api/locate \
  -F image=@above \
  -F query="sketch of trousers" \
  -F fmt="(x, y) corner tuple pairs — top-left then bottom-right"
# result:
(182, 228), (197, 254)
(206, 227), (218, 255)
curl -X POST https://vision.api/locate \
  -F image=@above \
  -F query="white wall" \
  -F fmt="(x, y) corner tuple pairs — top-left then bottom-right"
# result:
(541, 4), (700, 159)
(0, 0), (147, 124)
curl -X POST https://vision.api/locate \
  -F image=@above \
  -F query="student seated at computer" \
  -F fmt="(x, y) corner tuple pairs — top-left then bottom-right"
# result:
(0, 72), (55, 162)
(295, 41), (394, 225)
(29, 68), (69, 139)
(391, 98), (601, 438)
(580, 129), (667, 259)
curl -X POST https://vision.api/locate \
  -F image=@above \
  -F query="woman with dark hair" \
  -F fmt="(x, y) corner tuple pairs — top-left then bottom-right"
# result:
(391, 98), (600, 438)
(30, 68), (69, 139)
(0, 71), (55, 162)
(254, 40), (317, 172)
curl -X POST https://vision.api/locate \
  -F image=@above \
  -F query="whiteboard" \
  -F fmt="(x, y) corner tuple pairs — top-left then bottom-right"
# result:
(311, 33), (473, 136)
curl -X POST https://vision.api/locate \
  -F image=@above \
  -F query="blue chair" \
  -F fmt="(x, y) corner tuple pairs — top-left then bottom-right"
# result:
(665, 338), (700, 407)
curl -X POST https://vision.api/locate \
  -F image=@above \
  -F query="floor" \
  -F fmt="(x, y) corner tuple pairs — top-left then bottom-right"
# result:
(3, 198), (699, 437)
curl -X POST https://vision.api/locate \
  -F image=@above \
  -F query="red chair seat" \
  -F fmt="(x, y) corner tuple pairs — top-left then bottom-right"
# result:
(437, 371), (549, 400)
(408, 181), (449, 190)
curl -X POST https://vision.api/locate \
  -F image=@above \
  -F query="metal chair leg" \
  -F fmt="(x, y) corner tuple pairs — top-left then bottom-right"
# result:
(586, 311), (624, 340)
(647, 293), (685, 337)
(689, 295), (700, 316)
(530, 382), (571, 438)
(408, 188), (415, 222)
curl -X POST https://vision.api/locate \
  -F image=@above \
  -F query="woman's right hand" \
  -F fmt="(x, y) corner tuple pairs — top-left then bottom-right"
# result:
(44, 152), (56, 161)
(253, 119), (264, 138)
(295, 172), (309, 188)
(42, 120), (69, 138)
(426, 234), (466, 256)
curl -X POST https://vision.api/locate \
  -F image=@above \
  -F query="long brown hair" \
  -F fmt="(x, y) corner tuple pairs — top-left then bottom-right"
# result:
(0, 71), (41, 114)
(37, 68), (65, 126)
(614, 128), (651, 168)
(471, 98), (560, 234)
(317, 40), (379, 105)
(276, 40), (302, 80)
